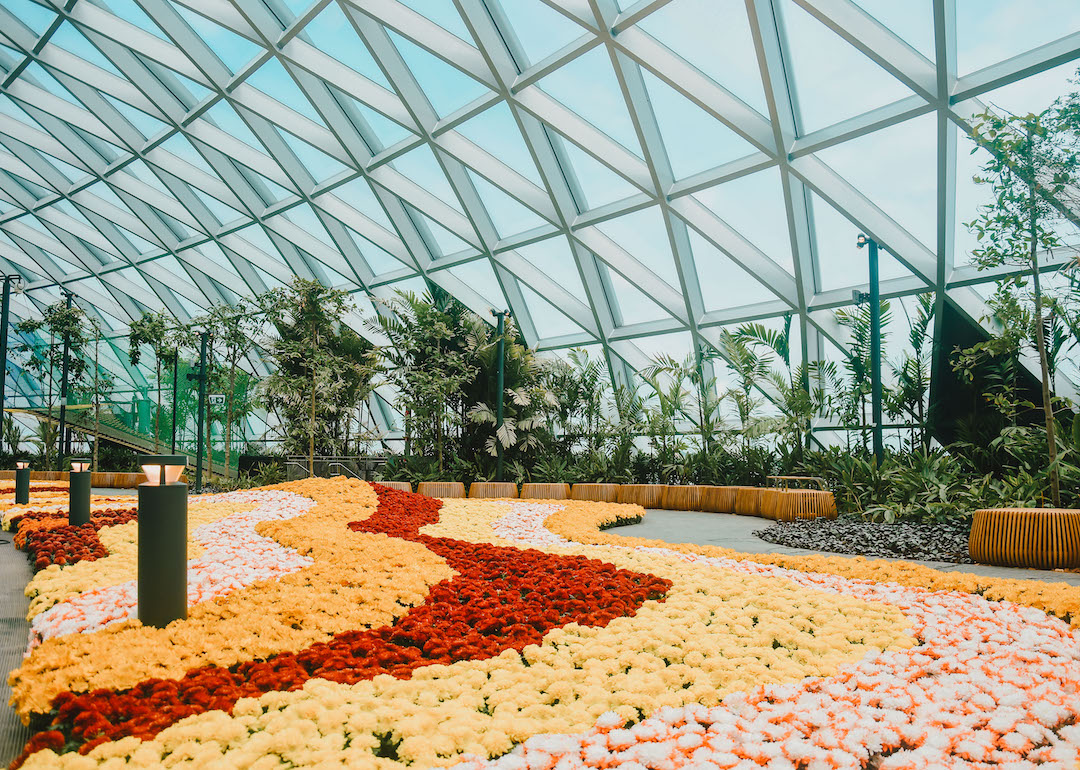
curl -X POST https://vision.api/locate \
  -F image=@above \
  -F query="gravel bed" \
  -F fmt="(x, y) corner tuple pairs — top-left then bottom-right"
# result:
(754, 517), (974, 564)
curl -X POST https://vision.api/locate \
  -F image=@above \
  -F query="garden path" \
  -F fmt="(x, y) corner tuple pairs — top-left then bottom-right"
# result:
(0, 536), (32, 767)
(610, 510), (1080, 586)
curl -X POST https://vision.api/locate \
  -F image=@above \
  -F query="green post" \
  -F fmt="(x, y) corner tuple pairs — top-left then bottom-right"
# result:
(190, 332), (209, 493)
(0, 275), (17, 421)
(137, 455), (188, 628)
(56, 290), (74, 472)
(68, 458), (91, 526)
(857, 234), (884, 464)
(492, 310), (509, 482)
(171, 351), (179, 455)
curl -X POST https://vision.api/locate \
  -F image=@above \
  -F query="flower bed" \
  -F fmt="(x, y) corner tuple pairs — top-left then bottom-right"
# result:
(6, 479), (1080, 769)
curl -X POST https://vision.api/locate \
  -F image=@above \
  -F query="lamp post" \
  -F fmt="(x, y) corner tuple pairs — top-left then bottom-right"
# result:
(137, 454), (188, 628)
(491, 310), (511, 482)
(187, 332), (209, 492)
(68, 457), (91, 526)
(856, 234), (884, 464)
(0, 275), (20, 422)
(56, 289), (75, 472)
(14, 460), (29, 505)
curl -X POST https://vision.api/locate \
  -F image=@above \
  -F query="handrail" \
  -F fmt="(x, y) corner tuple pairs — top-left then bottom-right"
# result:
(284, 460), (313, 478)
(328, 462), (362, 480)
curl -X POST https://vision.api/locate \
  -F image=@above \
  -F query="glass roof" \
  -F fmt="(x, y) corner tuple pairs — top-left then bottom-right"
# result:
(1, 0), (1079, 425)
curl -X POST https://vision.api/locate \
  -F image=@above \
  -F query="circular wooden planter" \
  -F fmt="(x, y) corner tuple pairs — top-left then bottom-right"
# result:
(571, 483), (620, 502)
(468, 482), (519, 499)
(969, 508), (1080, 570)
(376, 480), (412, 492)
(520, 483), (571, 500)
(733, 486), (761, 516)
(699, 486), (737, 514)
(617, 484), (666, 508)
(661, 485), (702, 511)
(773, 490), (838, 522)
(416, 481), (466, 499)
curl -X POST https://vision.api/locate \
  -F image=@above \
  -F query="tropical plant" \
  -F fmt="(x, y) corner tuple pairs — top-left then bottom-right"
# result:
(887, 293), (935, 451)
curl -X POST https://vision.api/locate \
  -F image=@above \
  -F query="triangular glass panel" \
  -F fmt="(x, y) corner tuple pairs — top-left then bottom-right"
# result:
(386, 29), (492, 118)
(71, 128), (124, 163)
(641, 69), (758, 181)
(320, 178), (393, 230)
(116, 221), (166, 253)
(42, 153), (88, 184)
(203, 102), (264, 152)
(138, 57), (213, 104)
(815, 112), (937, 249)
(278, 0), (314, 18)
(595, 206), (680, 288)
(446, 259), (506, 310)
(638, 0), (768, 115)
(513, 235), (589, 304)
(692, 166), (795, 274)
(956, 0), (1080, 76)
(397, 0), (474, 42)
(280, 203), (334, 248)
(104, 94), (168, 140)
(275, 128), (350, 184)
(601, 263), (670, 324)
(192, 187), (245, 225)
(519, 282), (588, 338)
(633, 331), (695, 363)
(172, 3), (261, 74)
(971, 59), (1076, 118)
(5, 0), (57, 34)
(302, 3), (393, 90)
(535, 46), (644, 159)
(246, 58), (327, 126)
(778, 0), (916, 134)
(688, 228), (776, 311)
(405, 204), (472, 256)
(244, 166), (296, 205)
(330, 86), (413, 149)
(391, 145), (463, 213)
(456, 101), (543, 186)
(50, 22), (124, 76)
(156, 134), (220, 178)
(556, 137), (640, 211)
(342, 225), (409, 276)
(25, 63), (81, 108)
(851, 0), (935, 61)
(952, 122), (996, 268)
(809, 190), (914, 291)
(465, 169), (547, 238)
(498, 0), (589, 67)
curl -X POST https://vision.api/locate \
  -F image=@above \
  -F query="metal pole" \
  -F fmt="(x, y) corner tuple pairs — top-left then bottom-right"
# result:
(868, 239), (884, 464)
(493, 310), (508, 482)
(0, 276), (15, 422)
(193, 332), (208, 492)
(56, 290), (73, 472)
(171, 350), (179, 454)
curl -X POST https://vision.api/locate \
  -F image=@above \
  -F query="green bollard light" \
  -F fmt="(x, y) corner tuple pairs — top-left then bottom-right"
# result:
(137, 455), (188, 628)
(14, 461), (29, 505)
(68, 458), (91, 527)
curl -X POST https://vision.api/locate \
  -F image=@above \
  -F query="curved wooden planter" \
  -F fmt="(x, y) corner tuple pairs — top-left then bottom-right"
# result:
(758, 488), (782, 520)
(571, 483), (620, 503)
(733, 486), (761, 516)
(416, 481), (466, 499)
(375, 480), (412, 492)
(520, 483), (571, 500)
(774, 490), (838, 522)
(617, 484), (666, 508)
(468, 482), (519, 499)
(699, 486), (737, 514)
(661, 485), (702, 511)
(969, 508), (1080, 570)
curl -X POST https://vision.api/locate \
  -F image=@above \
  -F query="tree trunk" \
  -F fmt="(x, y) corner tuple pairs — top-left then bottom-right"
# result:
(93, 336), (100, 472)
(1028, 128), (1061, 508)
(206, 338), (214, 483)
(309, 325), (316, 477)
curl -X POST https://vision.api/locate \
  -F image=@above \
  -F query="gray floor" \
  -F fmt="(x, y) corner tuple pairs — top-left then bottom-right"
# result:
(0, 536), (32, 766)
(610, 509), (1080, 586)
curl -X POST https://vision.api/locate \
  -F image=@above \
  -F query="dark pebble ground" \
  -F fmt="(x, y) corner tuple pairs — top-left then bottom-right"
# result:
(754, 517), (974, 564)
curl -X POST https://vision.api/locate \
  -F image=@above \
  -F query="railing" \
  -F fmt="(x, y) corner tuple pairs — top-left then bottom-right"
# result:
(328, 462), (362, 480)
(283, 461), (314, 479)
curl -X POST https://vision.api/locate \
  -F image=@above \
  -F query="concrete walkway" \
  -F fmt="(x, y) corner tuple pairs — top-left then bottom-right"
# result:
(0, 537), (32, 766)
(610, 510), (1080, 586)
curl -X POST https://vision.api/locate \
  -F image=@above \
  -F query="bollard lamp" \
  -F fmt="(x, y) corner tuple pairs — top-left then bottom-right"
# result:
(14, 461), (29, 505)
(137, 455), (188, 628)
(68, 458), (92, 526)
